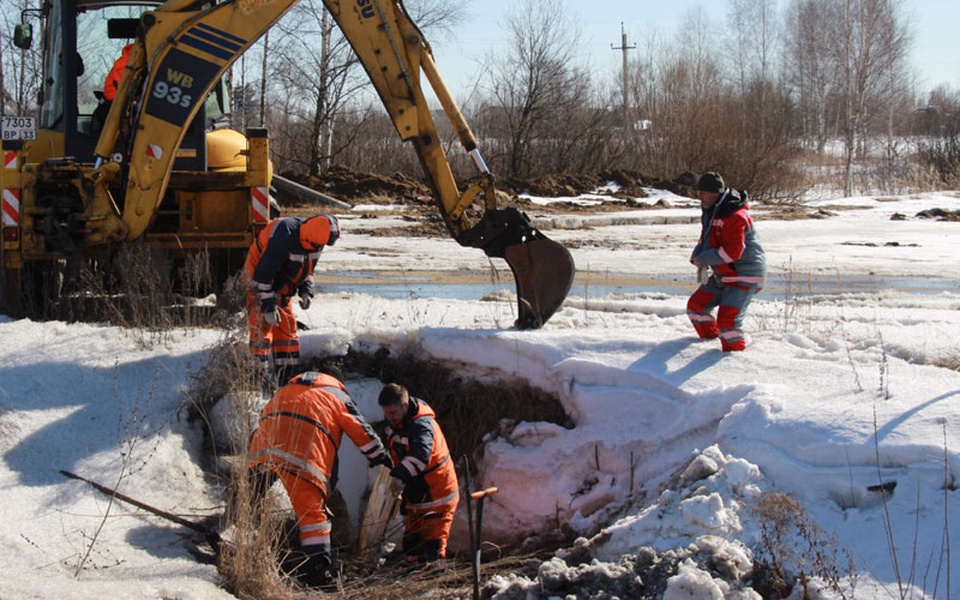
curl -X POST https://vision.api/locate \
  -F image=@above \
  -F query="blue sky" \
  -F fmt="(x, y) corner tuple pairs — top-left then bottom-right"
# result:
(428, 0), (960, 101)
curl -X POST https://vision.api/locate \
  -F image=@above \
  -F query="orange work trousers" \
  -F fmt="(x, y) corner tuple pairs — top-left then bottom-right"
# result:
(246, 292), (300, 376)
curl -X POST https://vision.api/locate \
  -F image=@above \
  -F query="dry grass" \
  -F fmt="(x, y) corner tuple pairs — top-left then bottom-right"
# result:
(218, 472), (295, 600)
(334, 552), (543, 599)
(17, 242), (245, 339)
(751, 491), (857, 599)
(931, 352), (960, 372)
(185, 335), (292, 597)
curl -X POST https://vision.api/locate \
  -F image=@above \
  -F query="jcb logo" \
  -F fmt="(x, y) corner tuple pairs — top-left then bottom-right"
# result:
(357, 0), (374, 18)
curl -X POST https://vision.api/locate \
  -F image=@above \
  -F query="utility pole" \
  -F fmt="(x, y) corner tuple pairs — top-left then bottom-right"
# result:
(611, 22), (636, 134)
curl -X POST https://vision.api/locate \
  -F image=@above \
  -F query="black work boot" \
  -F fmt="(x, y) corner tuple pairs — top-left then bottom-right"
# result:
(299, 565), (334, 590)
(297, 552), (338, 591)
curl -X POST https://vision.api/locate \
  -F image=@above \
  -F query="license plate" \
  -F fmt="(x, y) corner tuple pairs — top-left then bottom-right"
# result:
(1, 116), (36, 141)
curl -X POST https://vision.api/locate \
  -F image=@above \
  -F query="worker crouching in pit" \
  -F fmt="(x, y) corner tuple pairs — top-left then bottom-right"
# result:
(378, 383), (460, 568)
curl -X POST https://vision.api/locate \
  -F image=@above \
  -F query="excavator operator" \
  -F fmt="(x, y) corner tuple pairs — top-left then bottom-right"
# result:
(103, 42), (133, 102)
(244, 215), (340, 384)
(91, 42), (133, 134)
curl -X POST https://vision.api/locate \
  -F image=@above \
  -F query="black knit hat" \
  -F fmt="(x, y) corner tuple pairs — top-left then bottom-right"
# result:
(696, 172), (725, 193)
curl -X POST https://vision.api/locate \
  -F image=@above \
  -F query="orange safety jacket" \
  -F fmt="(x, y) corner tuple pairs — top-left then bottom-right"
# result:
(383, 397), (459, 512)
(248, 372), (387, 498)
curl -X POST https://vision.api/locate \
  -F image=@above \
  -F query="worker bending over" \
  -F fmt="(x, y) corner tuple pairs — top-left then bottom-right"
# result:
(244, 215), (340, 383)
(246, 370), (390, 589)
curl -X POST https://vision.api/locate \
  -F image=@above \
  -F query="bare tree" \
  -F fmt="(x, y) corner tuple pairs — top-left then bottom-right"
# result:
(783, 0), (839, 154)
(264, 0), (361, 175)
(256, 0), (463, 176)
(1, 0), (42, 117)
(483, 0), (592, 179)
(833, 0), (911, 195)
(726, 0), (778, 144)
(642, 8), (728, 177)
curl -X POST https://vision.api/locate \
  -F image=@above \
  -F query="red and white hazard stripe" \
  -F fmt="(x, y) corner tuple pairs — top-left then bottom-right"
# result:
(3, 151), (22, 227)
(251, 186), (269, 223)
(2, 187), (20, 227)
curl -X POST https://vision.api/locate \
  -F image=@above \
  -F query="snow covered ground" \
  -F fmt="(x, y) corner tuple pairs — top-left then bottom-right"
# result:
(1, 188), (958, 599)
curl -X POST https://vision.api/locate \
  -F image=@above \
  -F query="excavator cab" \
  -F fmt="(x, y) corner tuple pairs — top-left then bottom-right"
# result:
(2, 0), (264, 317)
(19, 0), (224, 169)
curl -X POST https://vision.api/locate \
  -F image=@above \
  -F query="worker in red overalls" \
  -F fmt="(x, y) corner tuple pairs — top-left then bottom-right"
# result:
(247, 370), (390, 589)
(378, 383), (459, 568)
(687, 172), (766, 351)
(244, 215), (340, 384)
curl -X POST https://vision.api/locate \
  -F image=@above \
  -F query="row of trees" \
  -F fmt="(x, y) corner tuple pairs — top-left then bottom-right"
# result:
(3, 0), (959, 200)
(235, 0), (960, 199)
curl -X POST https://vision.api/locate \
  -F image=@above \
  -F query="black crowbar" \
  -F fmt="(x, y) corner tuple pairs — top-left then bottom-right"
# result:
(59, 469), (224, 554)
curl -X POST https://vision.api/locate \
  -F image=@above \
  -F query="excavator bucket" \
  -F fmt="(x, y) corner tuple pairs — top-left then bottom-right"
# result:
(505, 238), (576, 329)
(460, 207), (575, 329)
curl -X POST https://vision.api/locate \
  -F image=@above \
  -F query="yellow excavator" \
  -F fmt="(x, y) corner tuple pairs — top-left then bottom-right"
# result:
(0, 0), (574, 328)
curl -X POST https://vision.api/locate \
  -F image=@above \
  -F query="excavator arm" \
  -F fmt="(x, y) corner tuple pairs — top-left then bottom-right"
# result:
(90, 0), (297, 243)
(322, 1), (575, 328)
(96, 0), (574, 328)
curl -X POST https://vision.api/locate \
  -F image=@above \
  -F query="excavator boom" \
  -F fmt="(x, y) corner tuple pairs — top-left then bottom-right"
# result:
(319, 0), (575, 328)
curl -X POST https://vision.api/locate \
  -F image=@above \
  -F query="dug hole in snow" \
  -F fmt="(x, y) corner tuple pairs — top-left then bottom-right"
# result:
(207, 346), (764, 568)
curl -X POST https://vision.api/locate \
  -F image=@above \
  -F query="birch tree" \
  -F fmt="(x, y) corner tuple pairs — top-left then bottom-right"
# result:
(833, 0), (910, 194)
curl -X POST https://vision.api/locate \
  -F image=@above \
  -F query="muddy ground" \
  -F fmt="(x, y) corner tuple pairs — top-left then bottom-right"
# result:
(277, 167), (702, 237)
(284, 166), (697, 205)
(276, 167), (960, 236)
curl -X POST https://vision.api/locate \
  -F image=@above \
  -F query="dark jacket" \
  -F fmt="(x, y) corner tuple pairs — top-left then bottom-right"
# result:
(244, 216), (338, 310)
(383, 398), (459, 511)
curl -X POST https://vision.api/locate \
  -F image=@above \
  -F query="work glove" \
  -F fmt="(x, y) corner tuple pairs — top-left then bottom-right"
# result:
(262, 307), (280, 326)
(259, 296), (280, 325)
(697, 264), (711, 285)
(369, 453), (392, 469)
(299, 291), (313, 310)
(388, 476), (404, 499)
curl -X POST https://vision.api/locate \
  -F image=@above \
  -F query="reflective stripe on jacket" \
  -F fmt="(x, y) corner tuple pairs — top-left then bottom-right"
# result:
(384, 397), (459, 510)
(692, 189), (766, 287)
(248, 372), (387, 497)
